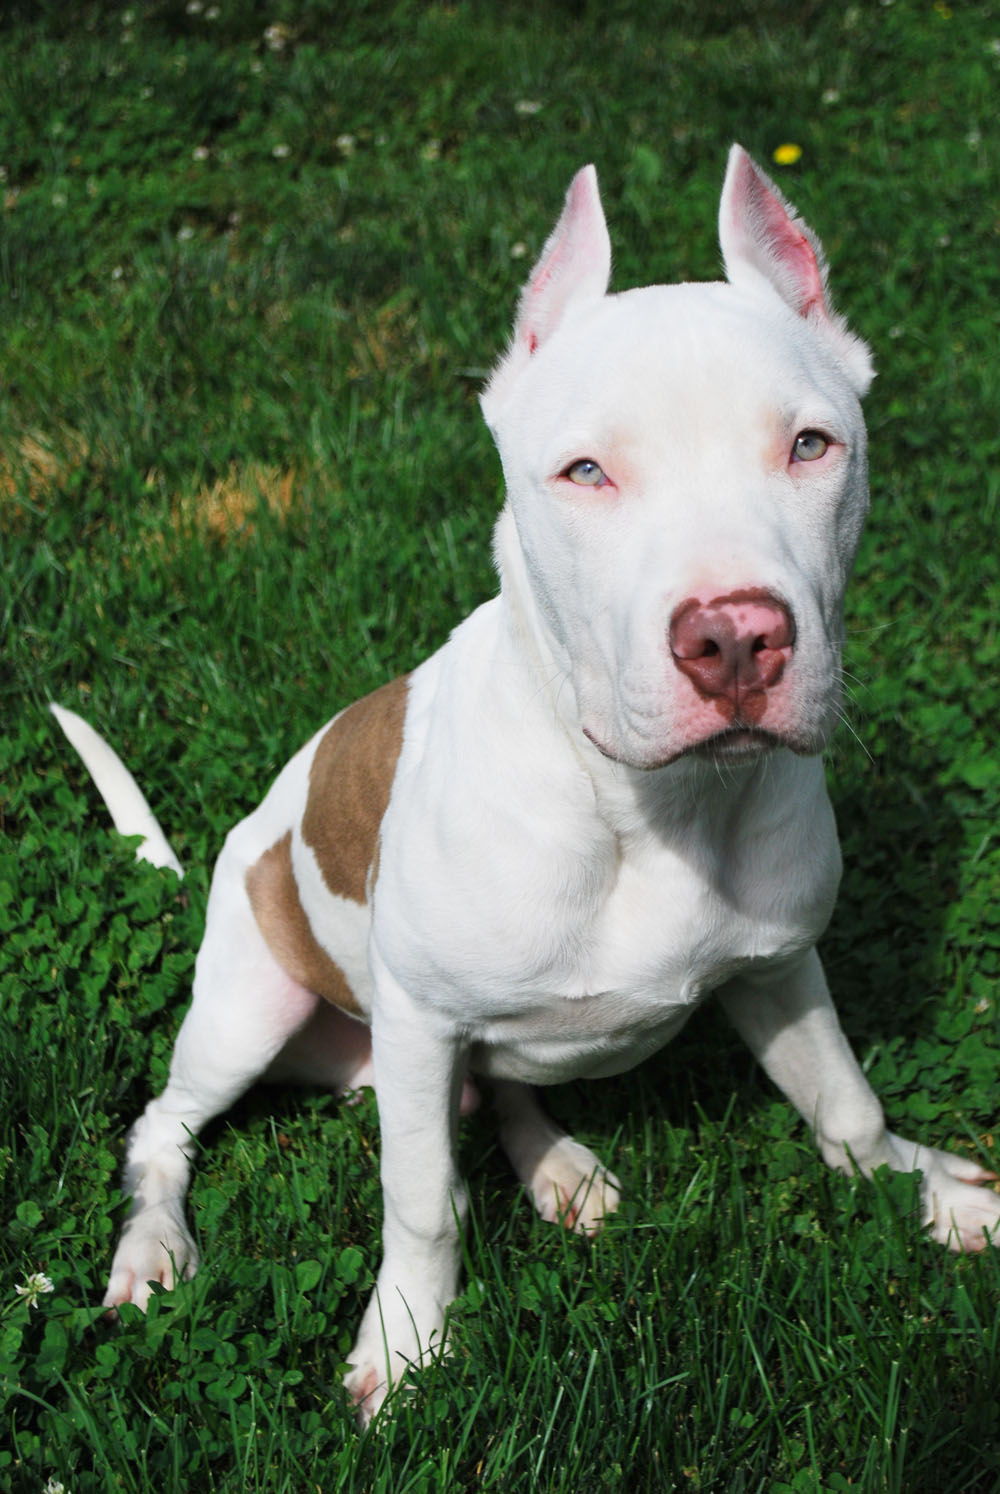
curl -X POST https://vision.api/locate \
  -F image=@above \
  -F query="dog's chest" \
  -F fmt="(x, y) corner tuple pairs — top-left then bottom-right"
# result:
(382, 779), (836, 1084)
(467, 880), (786, 1081)
(460, 866), (813, 1087)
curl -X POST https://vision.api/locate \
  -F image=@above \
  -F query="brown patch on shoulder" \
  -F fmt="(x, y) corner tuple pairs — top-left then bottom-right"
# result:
(246, 832), (364, 1014)
(302, 675), (409, 902)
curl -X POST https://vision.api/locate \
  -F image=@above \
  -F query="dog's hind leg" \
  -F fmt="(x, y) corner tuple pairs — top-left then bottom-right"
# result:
(264, 1000), (376, 1092)
(493, 1080), (621, 1235)
(105, 861), (323, 1311)
(266, 1007), (487, 1115)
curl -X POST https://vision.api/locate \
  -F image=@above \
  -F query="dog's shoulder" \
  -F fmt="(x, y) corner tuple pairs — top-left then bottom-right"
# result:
(301, 675), (410, 901)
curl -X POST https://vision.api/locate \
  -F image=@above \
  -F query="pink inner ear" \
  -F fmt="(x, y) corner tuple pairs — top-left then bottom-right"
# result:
(742, 163), (827, 318)
(521, 193), (586, 352)
(517, 165), (610, 356)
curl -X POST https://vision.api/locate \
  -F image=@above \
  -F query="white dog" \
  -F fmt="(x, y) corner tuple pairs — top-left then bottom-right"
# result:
(54, 146), (999, 1425)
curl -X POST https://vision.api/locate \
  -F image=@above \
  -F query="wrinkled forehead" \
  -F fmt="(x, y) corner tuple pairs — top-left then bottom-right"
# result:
(495, 281), (860, 459)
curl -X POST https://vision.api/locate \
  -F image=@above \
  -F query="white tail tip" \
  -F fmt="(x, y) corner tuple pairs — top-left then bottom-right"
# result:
(49, 703), (184, 878)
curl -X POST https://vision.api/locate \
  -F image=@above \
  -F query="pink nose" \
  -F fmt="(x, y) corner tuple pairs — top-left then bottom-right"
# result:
(669, 590), (795, 716)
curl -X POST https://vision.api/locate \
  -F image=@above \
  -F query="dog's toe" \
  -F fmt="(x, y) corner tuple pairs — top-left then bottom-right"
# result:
(936, 1151), (997, 1186)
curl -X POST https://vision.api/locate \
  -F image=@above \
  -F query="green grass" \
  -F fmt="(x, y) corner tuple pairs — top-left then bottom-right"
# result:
(2, 1), (999, 1489)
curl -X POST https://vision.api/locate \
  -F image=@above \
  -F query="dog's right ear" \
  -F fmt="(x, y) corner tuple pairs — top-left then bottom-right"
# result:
(482, 167), (611, 426)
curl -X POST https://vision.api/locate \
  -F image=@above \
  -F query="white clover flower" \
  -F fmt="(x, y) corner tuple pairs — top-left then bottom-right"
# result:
(193, 145), (210, 161)
(44, 1479), (66, 1494)
(337, 133), (357, 157)
(272, 143), (291, 159)
(15, 1272), (54, 1308)
(515, 99), (542, 116)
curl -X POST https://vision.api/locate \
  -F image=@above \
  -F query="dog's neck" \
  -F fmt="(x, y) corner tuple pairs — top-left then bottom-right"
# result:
(492, 503), (573, 706)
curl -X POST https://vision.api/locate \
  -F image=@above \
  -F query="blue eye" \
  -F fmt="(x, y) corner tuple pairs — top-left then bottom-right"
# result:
(564, 459), (607, 486)
(792, 430), (829, 462)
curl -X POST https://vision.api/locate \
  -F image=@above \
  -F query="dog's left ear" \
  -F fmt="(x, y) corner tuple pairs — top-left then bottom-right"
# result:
(720, 145), (873, 394)
(482, 166), (612, 426)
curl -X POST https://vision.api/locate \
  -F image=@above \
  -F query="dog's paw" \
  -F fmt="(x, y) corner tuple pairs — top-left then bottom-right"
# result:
(343, 1279), (449, 1428)
(887, 1133), (1000, 1253)
(103, 1205), (198, 1311)
(922, 1158), (999, 1253)
(525, 1135), (621, 1235)
(344, 1358), (386, 1429)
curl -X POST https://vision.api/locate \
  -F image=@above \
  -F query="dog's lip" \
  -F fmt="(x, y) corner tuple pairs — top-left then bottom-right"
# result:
(687, 726), (784, 761)
(583, 722), (810, 770)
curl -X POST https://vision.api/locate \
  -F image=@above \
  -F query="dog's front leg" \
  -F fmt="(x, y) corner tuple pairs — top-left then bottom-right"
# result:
(720, 949), (999, 1250)
(344, 949), (469, 1425)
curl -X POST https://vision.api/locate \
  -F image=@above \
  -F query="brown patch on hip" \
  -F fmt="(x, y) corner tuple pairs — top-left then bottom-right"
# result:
(244, 675), (409, 1015)
(246, 831), (364, 1015)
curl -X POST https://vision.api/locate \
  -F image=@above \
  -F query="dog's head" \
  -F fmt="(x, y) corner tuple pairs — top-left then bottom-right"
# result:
(482, 147), (872, 770)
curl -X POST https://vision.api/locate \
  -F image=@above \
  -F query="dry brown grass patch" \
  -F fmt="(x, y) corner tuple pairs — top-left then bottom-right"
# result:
(0, 432), (90, 513)
(0, 431), (300, 542)
(173, 462), (297, 537)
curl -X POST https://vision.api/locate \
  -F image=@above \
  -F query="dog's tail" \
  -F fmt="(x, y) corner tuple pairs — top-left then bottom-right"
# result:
(49, 703), (184, 878)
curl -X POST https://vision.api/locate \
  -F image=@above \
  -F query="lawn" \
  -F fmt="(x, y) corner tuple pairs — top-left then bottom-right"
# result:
(2, 1), (999, 1490)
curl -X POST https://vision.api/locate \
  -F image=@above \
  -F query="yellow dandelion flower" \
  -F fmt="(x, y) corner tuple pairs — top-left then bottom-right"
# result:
(772, 143), (803, 166)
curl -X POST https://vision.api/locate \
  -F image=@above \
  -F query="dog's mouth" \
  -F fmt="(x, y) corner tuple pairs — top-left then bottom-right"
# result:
(689, 726), (786, 761)
(583, 722), (810, 770)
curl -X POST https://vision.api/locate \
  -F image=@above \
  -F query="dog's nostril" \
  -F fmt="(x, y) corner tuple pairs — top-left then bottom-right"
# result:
(702, 640), (721, 658)
(751, 635), (767, 654)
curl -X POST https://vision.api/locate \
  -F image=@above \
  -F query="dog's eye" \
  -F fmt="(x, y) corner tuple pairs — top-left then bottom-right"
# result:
(792, 430), (829, 463)
(564, 459), (607, 486)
